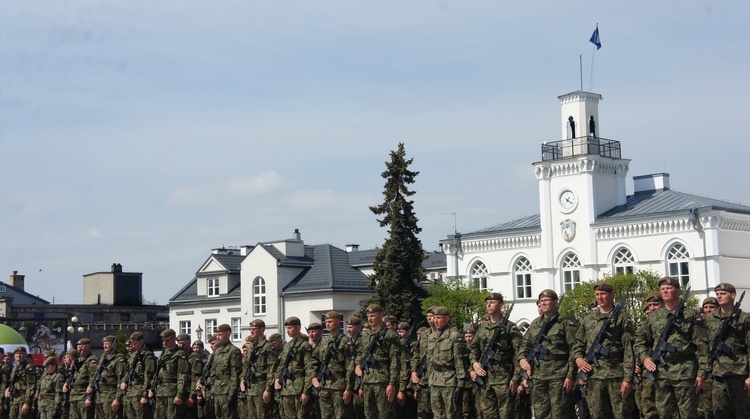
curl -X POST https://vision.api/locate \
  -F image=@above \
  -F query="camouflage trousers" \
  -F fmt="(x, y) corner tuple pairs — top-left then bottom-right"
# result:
(247, 393), (274, 419)
(429, 386), (458, 419)
(9, 401), (32, 419)
(154, 395), (186, 419)
(697, 378), (713, 419)
(68, 400), (94, 419)
(638, 379), (658, 419)
(360, 383), (392, 419)
(278, 394), (305, 419)
(211, 394), (238, 419)
(95, 391), (123, 419)
(712, 375), (750, 418)
(653, 378), (698, 419)
(529, 379), (575, 419)
(475, 382), (514, 419)
(317, 388), (345, 419)
(416, 385), (432, 419)
(584, 378), (633, 418)
(124, 395), (153, 419)
(39, 397), (60, 419)
(351, 392), (365, 419)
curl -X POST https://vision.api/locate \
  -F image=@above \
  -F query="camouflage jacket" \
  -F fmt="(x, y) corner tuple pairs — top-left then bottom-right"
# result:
(246, 339), (278, 395)
(208, 342), (241, 398)
(705, 307), (750, 379)
(70, 353), (98, 401)
(123, 347), (156, 398)
(309, 332), (353, 391)
(7, 361), (36, 406)
(356, 327), (399, 386)
(154, 346), (190, 399)
(38, 371), (65, 411)
(273, 336), (313, 396)
(410, 329), (431, 387)
(426, 326), (467, 387)
(571, 308), (635, 382)
(92, 351), (127, 396)
(470, 318), (523, 385)
(517, 315), (578, 381)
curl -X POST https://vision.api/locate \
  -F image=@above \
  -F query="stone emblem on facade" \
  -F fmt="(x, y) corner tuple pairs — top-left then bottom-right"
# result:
(560, 219), (576, 242)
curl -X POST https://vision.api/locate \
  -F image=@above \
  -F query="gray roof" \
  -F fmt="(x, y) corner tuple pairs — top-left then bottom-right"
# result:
(0, 280), (50, 305)
(462, 188), (750, 237)
(168, 277), (241, 304)
(283, 245), (372, 294)
(260, 244), (315, 268)
(197, 253), (244, 275)
(347, 248), (446, 271)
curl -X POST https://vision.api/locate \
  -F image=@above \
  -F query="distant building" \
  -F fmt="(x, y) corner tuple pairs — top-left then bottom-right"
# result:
(442, 89), (750, 330)
(169, 230), (447, 342)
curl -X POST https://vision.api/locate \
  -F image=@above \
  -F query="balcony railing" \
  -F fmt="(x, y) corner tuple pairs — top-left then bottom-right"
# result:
(541, 137), (621, 161)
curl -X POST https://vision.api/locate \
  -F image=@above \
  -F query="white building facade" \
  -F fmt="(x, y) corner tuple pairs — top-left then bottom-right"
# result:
(442, 90), (750, 330)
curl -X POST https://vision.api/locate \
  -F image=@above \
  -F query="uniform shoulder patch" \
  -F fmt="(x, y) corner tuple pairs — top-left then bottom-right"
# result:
(511, 325), (519, 331)
(695, 317), (703, 324)
(119, 358), (126, 363)
(568, 321), (576, 326)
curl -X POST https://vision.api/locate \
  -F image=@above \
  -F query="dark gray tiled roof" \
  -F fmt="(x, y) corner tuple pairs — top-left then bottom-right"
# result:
(597, 189), (750, 220)
(283, 245), (371, 294)
(260, 244), (314, 268)
(461, 214), (542, 238)
(168, 277), (241, 304)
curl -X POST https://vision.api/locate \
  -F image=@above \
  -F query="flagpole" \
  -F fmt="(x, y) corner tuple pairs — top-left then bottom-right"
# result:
(579, 55), (583, 91)
(590, 45), (595, 91)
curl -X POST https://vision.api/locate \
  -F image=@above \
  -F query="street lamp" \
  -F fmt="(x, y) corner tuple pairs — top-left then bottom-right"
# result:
(195, 325), (203, 341)
(67, 316), (84, 348)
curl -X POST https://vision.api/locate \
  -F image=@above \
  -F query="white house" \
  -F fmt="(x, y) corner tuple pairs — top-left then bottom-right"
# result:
(441, 89), (750, 331)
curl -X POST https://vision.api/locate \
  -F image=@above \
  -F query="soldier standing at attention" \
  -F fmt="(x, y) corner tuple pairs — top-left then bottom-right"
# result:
(705, 283), (750, 417)
(410, 307), (436, 419)
(426, 307), (467, 419)
(395, 322), (416, 419)
(470, 292), (522, 419)
(635, 291), (664, 419)
(518, 289), (578, 418)
(345, 317), (364, 419)
(634, 277), (706, 419)
(274, 317), (313, 419)
(5, 347), (36, 419)
(120, 332), (156, 419)
(306, 323), (324, 419)
(177, 334), (203, 419)
(88, 335), (127, 419)
(150, 329), (190, 419)
(242, 320), (278, 419)
(355, 305), (399, 419)
(696, 297), (717, 419)
(37, 356), (65, 419)
(208, 324), (241, 419)
(310, 312), (354, 419)
(239, 338), (253, 418)
(0, 349), (12, 419)
(572, 282), (635, 418)
(66, 339), (98, 419)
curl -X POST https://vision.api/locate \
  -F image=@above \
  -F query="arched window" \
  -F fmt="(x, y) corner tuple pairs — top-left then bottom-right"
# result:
(561, 253), (582, 291)
(613, 248), (635, 275)
(471, 261), (489, 291)
(514, 257), (533, 299)
(667, 243), (690, 287)
(253, 276), (267, 316)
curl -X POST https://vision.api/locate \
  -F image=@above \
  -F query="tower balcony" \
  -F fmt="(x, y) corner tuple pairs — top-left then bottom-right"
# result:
(541, 136), (621, 161)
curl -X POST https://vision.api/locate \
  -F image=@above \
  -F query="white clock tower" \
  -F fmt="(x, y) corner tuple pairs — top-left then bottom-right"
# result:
(534, 91), (630, 285)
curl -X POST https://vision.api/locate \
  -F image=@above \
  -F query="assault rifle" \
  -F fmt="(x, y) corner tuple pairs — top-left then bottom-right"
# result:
(3, 362), (23, 411)
(274, 339), (299, 398)
(121, 351), (143, 400)
(243, 347), (258, 390)
(148, 356), (166, 405)
(709, 290), (746, 365)
(355, 322), (388, 387)
(88, 351), (114, 400)
(316, 333), (344, 392)
(577, 294), (627, 383)
(196, 353), (213, 403)
(62, 363), (78, 402)
(643, 286), (691, 381)
(473, 303), (515, 389)
(520, 295), (565, 389)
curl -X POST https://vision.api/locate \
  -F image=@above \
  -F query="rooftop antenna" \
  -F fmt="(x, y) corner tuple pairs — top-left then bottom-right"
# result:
(442, 212), (458, 234)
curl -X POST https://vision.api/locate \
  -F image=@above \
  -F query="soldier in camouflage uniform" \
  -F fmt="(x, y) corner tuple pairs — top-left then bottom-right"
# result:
(345, 317), (363, 419)
(37, 357), (65, 419)
(395, 322), (416, 419)
(120, 332), (156, 419)
(149, 329), (190, 419)
(207, 324), (241, 419)
(470, 292), (522, 419)
(634, 277), (707, 419)
(306, 323), (324, 419)
(705, 283), (750, 418)
(273, 317), (313, 419)
(87, 335), (127, 419)
(572, 282), (635, 418)
(462, 327), (479, 419)
(178, 334), (203, 419)
(0, 349), (12, 419)
(426, 306), (467, 419)
(518, 289), (577, 419)
(196, 335), (219, 419)
(355, 305), (399, 419)
(310, 312), (355, 419)
(410, 308), (435, 419)
(696, 296), (717, 419)
(634, 291), (663, 419)
(239, 339), (253, 418)
(65, 339), (98, 419)
(241, 320), (278, 419)
(4, 347), (36, 419)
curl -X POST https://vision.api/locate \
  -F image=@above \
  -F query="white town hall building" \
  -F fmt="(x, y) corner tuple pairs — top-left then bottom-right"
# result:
(441, 89), (750, 330)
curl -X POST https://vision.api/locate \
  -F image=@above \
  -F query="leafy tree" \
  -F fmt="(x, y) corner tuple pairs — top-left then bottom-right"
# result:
(361, 143), (428, 324)
(115, 328), (129, 357)
(422, 278), (487, 332)
(559, 270), (698, 325)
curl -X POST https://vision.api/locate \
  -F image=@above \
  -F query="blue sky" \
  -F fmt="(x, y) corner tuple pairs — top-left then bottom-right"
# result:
(1, 1), (748, 304)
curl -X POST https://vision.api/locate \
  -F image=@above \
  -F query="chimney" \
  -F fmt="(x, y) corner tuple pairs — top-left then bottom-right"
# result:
(111, 263), (123, 273)
(293, 229), (301, 241)
(345, 244), (360, 252)
(634, 173), (670, 194)
(10, 271), (25, 291)
(240, 245), (254, 256)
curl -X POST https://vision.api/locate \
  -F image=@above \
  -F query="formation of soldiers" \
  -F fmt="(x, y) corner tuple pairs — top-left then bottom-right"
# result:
(1, 276), (749, 418)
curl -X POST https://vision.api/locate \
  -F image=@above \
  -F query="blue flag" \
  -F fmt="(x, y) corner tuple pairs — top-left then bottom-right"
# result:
(589, 25), (601, 49)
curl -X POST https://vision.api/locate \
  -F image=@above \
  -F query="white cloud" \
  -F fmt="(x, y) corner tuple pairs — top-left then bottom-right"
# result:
(84, 228), (103, 239)
(225, 172), (284, 196)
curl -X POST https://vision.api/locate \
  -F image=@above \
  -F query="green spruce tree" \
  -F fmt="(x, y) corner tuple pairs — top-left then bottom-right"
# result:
(362, 143), (428, 324)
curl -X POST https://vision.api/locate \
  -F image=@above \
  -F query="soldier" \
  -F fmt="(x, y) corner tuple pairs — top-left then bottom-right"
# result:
(65, 339), (98, 419)
(355, 304), (400, 419)
(306, 323), (324, 419)
(37, 357), (65, 419)
(273, 317), (313, 419)
(310, 312), (355, 419)
(241, 319), (277, 419)
(384, 316), (399, 333)
(634, 277), (706, 419)
(572, 282), (635, 418)
(269, 334), (284, 354)
(426, 306), (467, 419)
(345, 316), (364, 419)
(696, 297), (718, 419)
(395, 322), (416, 419)
(0, 349), (12, 419)
(470, 292), (522, 419)
(462, 327), (480, 419)
(120, 331), (156, 419)
(239, 339), (253, 418)
(705, 283), (750, 417)
(4, 347), (36, 419)
(518, 289), (577, 418)
(635, 291), (663, 419)
(177, 334), (203, 419)
(150, 329), (190, 419)
(207, 324), (241, 419)
(411, 307), (436, 419)
(86, 335), (127, 419)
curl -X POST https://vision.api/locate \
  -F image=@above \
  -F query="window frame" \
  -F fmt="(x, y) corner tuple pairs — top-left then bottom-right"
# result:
(470, 261), (490, 292)
(253, 276), (267, 316)
(207, 277), (220, 297)
(514, 257), (533, 299)
(561, 252), (582, 292)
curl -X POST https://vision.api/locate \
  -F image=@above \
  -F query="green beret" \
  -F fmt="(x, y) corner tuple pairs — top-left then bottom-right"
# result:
(658, 277), (681, 289)
(715, 283), (736, 293)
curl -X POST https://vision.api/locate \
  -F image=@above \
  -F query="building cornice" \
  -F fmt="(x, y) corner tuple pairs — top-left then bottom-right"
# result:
(595, 213), (750, 240)
(535, 158), (628, 179)
(450, 234), (542, 254)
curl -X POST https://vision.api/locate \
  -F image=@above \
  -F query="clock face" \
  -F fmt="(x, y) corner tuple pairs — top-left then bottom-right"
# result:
(558, 189), (577, 212)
